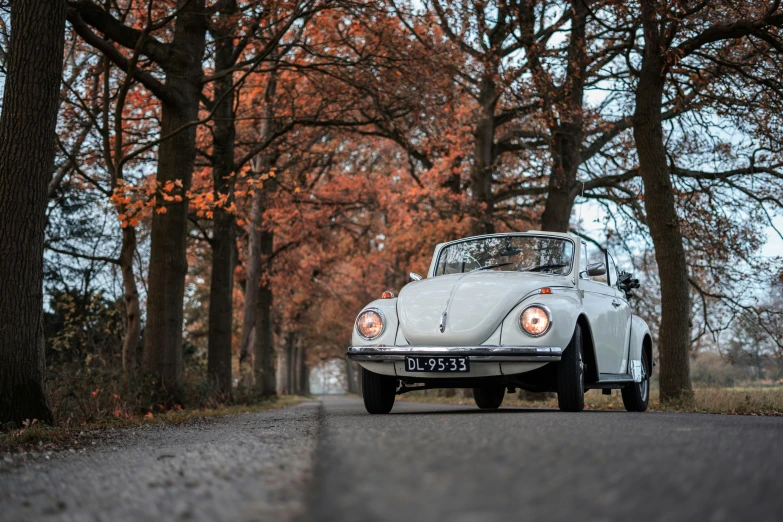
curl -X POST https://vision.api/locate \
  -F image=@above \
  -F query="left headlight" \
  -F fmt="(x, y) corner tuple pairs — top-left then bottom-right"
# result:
(519, 305), (552, 337)
(356, 308), (385, 340)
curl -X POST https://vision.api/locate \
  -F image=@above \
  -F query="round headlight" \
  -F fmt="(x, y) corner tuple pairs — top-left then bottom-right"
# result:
(356, 309), (385, 340)
(520, 305), (551, 336)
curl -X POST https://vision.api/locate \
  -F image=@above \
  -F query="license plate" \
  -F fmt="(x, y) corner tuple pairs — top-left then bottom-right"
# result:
(404, 356), (470, 373)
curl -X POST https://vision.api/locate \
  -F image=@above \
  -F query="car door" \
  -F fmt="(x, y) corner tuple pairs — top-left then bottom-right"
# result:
(578, 242), (625, 374)
(606, 252), (632, 374)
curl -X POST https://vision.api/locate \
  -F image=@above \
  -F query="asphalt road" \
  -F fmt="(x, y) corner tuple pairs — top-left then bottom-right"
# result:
(0, 401), (320, 522)
(2, 396), (783, 522)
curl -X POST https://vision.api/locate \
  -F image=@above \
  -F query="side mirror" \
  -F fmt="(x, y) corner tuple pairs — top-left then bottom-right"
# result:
(409, 272), (423, 282)
(586, 262), (606, 277)
(618, 271), (640, 297)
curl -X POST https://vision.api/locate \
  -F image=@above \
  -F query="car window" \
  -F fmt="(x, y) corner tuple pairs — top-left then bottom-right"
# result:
(579, 242), (587, 277)
(585, 243), (608, 284)
(435, 235), (575, 276)
(606, 252), (618, 287)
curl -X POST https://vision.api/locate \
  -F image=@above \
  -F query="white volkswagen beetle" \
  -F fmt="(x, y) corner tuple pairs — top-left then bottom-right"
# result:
(347, 232), (652, 414)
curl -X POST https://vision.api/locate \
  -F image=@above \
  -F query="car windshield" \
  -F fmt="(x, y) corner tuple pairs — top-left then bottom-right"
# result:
(434, 235), (574, 277)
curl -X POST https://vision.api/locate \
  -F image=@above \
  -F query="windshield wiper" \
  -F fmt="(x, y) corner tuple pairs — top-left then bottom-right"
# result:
(520, 263), (567, 273)
(471, 262), (513, 272)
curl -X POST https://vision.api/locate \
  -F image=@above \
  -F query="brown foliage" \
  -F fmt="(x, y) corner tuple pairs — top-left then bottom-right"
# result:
(2, 0), (780, 422)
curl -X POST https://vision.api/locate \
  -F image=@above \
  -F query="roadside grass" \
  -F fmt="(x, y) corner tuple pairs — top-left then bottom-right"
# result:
(399, 387), (783, 416)
(0, 395), (307, 453)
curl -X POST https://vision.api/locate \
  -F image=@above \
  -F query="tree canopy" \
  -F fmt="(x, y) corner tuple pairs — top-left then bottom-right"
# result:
(1, 0), (782, 423)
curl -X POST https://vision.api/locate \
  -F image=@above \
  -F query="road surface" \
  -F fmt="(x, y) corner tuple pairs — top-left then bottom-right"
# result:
(2, 396), (782, 521)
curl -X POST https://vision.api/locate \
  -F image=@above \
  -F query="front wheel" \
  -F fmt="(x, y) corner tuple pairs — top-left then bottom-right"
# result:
(361, 367), (397, 414)
(473, 386), (505, 409)
(557, 324), (585, 412)
(621, 353), (650, 412)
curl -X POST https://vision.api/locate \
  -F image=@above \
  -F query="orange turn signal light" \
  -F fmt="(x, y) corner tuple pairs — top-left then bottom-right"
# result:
(540, 287), (552, 294)
(381, 291), (396, 299)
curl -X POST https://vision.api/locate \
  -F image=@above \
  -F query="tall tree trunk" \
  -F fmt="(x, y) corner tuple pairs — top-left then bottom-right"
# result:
(102, 51), (142, 376)
(292, 341), (301, 394)
(0, 0), (66, 425)
(119, 226), (141, 373)
(470, 75), (497, 236)
(288, 336), (297, 394)
(282, 332), (296, 394)
(239, 186), (259, 372)
(207, 3), (238, 396)
(142, 0), (207, 392)
(253, 223), (276, 396)
(298, 343), (309, 395)
(239, 185), (262, 374)
(279, 332), (286, 394)
(539, 0), (587, 233)
(277, 335), (287, 394)
(293, 341), (304, 394)
(239, 70), (278, 375)
(540, 128), (580, 232)
(241, 183), (271, 387)
(632, 0), (692, 402)
(291, 334), (298, 394)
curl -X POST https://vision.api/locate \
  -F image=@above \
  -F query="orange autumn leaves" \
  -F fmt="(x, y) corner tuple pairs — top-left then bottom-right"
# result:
(111, 179), (184, 228)
(110, 165), (280, 229)
(110, 176), (253, 228)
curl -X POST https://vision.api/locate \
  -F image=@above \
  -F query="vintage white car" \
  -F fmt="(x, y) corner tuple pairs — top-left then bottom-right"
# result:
(347, 232), (652, 414)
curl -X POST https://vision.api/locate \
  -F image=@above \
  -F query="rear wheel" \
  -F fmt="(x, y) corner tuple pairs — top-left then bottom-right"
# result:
(557, 324), (585, 412)
(473, 386), (505, 409)
(621, 352), (650, 412)
(361, 367), (397, 414)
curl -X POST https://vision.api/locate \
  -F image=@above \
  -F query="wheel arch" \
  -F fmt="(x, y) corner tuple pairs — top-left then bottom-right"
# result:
(643, 334), (653, 378)
(576, 314), (600, 384)
(629, 315), (653, 381)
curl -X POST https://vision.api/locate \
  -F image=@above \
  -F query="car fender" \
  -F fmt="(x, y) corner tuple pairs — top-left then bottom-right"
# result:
(628, 315), (652, 382)
(351, 298), (399, 347)
(499, 291), (601, 382)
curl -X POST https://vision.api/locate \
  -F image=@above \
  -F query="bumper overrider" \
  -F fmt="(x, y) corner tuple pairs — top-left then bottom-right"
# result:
(346, 346), (563, 362)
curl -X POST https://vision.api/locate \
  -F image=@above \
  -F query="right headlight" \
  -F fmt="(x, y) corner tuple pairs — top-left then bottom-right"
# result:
(519, 305), (552, 337)
(356, 308), (385, 340)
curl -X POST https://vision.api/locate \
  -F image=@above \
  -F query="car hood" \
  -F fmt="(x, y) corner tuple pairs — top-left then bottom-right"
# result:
(397, 271), (567, 346)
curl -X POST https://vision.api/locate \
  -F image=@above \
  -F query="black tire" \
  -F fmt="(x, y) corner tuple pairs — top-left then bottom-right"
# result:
(557, 324), (585, 412)
(361, 367), (397, 414)
(621, 351), (650, 412)
(473, 386), (505, 409)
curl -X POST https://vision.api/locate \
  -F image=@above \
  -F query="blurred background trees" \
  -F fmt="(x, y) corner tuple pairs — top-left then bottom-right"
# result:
(1, 0), (783, 424)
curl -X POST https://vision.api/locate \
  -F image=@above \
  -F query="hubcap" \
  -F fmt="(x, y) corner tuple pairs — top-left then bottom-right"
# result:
(640, 357), (649, 401)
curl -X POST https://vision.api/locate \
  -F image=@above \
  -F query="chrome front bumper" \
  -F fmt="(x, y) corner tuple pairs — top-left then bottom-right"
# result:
(346, 346), (562, 363)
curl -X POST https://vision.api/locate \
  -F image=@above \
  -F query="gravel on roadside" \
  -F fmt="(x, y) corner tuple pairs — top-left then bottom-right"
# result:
(0, 400), (321, 522)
